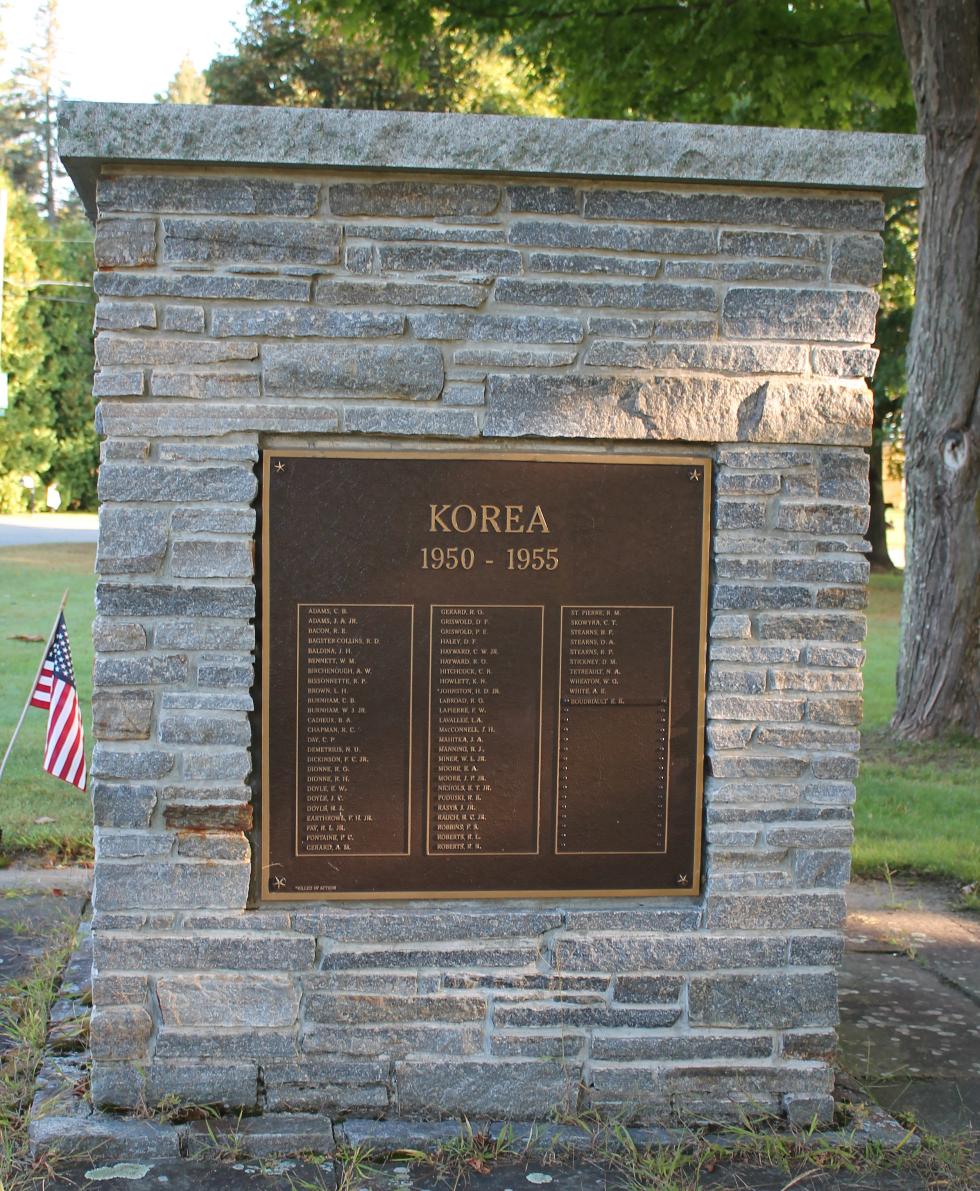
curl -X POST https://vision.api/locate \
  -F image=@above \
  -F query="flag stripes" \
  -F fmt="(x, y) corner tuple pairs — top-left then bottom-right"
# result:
(30, 613), (86, 790)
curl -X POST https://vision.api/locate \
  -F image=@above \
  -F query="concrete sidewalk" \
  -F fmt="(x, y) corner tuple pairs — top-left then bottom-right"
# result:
(839, 878), (980, 1137)
(0, 512), (98, 547)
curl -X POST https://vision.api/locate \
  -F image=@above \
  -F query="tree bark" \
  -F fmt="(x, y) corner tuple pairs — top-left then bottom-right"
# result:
(890, 0), (979, 738)
(867, 440), (895, 571)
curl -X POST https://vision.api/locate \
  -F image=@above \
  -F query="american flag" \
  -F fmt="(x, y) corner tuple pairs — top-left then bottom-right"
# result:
(30, 613), (86, 790)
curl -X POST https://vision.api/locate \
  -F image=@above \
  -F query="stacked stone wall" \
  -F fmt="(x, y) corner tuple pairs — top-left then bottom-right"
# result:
(88, 165), (876, 1126)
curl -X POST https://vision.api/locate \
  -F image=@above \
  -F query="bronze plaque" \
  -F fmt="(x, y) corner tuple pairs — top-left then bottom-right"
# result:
(261, 450), (709, 900)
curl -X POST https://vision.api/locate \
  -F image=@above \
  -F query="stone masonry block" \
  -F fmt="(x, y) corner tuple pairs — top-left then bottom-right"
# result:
(156, 974), (299, 1027)
(706, 891), (845, 930)
(263, 342), (444, 399)
(293, 905), (561, 943)
(689, 973), (838, 1028)
(329, 181), (500, 216)
(170, 501), (257, 529)
(507, 185), (579, 213)
(171, 540), (253, 578)
(162, 217), (340, 266)
(93, 619), (147, 652)
(93, 369), (145, 397)
(92, 689), (154, 740)
(95, 270), (311, 302)
(162, 304), (206, 333)
(96, 582), (254, 619)
(756, 612), (866, 642)
(528, 251), (661, 277)
(176, 831), (250, 860)
(94, 655), (187, 685)
(378, 244), (521, 274)
(410, 312), (583, 343)
(154, 1029), (296, 1060)
(484, 374), (871, 446)
(94, 301), (157, 330)
(90, 1005), (153, 1060)
(94, 218), (156, 267)
(212, 306), (403, 338)
(830, 234), (884, 286)
(776, 501), (869, 535)
(91, 781), (157, 828)
(96, 336), (257, 367)
(93, 860), (250, 911)
(303, 1023), (484, 1058)
(96, 506), (169, 574)
(345, 405), (479, 437)
(509, 219), (716, 255)
(495, 279), (717, 311)
(149, 369), (260, 400)
(719, 229), (825, 261)
(553, 934), (784, 972)
(98, 174), (320, 216)
(583, 189), (883, 229)
(722, 288), (878, 342)
(314, 279), (487, 307)
(304, 993), (486, 1025)
(94, 930), (312, 971)
(91, 746), (174, 780)
(153, 621), (254, 650)
(97, 463), (257, 503)
(158, 715), (250, 746)
(395, 1058), (578, 1119)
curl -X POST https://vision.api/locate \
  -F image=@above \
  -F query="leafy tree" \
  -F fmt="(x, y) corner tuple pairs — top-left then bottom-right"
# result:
(207, 0), (555, 115)
(156, 55), (211, 105)
(0, 182), (96, 511)
(8, 0), (64, 221)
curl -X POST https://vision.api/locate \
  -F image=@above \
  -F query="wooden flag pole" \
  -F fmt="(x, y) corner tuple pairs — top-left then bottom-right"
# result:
(0, 589), (69, 786)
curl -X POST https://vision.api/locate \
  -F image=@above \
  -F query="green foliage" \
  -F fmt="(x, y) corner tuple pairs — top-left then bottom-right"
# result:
(315, 0), (914, 130)
(155, 56), (211, 105)
(208, 0), (556, 114)
(0, 179), (97, 511)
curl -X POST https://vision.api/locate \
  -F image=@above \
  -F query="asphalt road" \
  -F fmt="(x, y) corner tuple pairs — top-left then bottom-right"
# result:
(0, 513), (98, 547)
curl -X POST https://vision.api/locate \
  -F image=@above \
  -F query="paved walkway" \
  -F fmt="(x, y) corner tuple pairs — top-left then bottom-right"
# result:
(0, 512), (99, 547)
(839, 878), (980, 1137)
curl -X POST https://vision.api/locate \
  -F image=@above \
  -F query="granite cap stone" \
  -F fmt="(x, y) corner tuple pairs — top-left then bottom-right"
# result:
(59, 101), (923, 221)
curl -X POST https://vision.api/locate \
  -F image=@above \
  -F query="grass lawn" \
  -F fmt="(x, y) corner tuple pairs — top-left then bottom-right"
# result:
(854, 572), (979, 886)
(0, 544), (95, 860)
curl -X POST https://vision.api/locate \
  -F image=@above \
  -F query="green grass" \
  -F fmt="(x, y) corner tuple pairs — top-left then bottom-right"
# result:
(0, 544), (95, 860)
(854, 572), (979, 886)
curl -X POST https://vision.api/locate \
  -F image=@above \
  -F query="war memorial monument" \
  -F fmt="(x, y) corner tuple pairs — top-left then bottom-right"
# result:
(53, 99), (923, 1142)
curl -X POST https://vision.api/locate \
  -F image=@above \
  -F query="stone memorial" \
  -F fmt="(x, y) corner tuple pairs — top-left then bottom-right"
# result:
(59, 101), (922, 1129)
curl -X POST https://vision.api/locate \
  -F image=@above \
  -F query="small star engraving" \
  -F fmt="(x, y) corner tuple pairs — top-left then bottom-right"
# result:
(274, 461), (286, 473)
(676, 873), (689, 885)
(689, 469), (701, 482)
(272, 875), (286, 889)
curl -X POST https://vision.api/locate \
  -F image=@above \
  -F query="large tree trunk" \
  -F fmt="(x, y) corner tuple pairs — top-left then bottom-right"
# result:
(890, 0), (979, 738)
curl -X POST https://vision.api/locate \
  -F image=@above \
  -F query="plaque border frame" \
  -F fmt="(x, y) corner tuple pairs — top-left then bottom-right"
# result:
(259, 447), (711, 902)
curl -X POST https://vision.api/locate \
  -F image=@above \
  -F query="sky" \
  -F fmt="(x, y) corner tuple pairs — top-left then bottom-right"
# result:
(2, 0), (250, 102)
